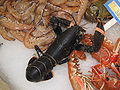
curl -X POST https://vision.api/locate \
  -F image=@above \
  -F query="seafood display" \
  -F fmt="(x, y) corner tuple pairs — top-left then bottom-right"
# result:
(0, 0), (120, 90)
(26, 16), (105, 82)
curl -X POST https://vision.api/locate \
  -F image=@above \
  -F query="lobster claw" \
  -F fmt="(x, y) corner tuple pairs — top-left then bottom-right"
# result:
(26, 66), (42, 82)
(70, 76), (85, 90)
(75, 21), (105, 53)
(91, 21), (105, 52)
(97, 21), (104, 29)
(95, 21), (105, 35)
(50, 16), (71, 36)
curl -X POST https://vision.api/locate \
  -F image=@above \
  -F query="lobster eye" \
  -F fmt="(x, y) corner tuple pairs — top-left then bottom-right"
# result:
(26, 67), (42, 82)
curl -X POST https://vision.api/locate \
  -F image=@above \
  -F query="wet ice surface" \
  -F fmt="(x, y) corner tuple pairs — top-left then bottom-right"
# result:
(0, 20), (120, 90)
(0, 39), (72, 90)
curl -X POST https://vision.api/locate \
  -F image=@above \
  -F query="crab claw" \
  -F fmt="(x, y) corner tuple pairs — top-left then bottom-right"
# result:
(68, 51), (95, 90)
(68, 59), (84, 90)
(69, 50), (86, 60)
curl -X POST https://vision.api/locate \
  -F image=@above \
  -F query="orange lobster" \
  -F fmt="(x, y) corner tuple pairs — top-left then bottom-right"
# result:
(91, 38), (120, 90)
(68, 33), (120, 90)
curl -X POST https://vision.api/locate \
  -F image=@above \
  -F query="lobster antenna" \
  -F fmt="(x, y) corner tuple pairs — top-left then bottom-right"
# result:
(35, 2), (48, 27)
(34, 45), (44, 58)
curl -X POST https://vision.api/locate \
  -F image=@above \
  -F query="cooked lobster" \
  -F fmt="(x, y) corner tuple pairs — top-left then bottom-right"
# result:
(68, 33), (120, 90)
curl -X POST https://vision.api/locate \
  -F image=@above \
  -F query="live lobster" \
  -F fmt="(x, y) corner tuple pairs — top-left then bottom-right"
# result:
(68, 32), (120, 90)
(26, 16), (105, 82)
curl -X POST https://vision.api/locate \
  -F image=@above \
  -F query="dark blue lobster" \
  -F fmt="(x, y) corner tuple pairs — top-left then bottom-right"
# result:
(26, 16), (105, 82)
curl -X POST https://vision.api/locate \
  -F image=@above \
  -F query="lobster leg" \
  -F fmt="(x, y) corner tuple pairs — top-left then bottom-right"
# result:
(58, 57), (70, 65)
(75, 22), (105, 53)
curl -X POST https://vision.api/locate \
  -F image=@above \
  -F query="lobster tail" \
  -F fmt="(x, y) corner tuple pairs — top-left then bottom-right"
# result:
(26, 55), (55, 82)
(26, 66), (42, 82)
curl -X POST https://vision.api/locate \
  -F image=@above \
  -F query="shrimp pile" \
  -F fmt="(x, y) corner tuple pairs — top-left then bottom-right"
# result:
(0, 0), (95, 50)
(0, 0), (56, 50)
(48, 0), (90, 24)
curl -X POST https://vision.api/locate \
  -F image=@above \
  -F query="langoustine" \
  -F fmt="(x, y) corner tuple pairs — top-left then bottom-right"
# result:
(0, 26), (15, 41)
(0, 16), (33, 30)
